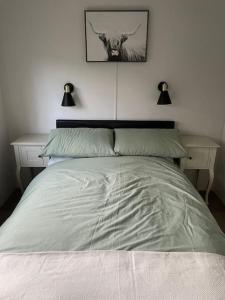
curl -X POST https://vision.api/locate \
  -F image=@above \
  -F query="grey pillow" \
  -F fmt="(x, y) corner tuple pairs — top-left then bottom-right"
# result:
(41, 128), (115, 157)
(114, 128), (186, 158)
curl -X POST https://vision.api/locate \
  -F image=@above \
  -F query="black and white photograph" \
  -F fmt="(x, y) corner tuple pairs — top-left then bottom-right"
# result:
(85, 10), (149, 62)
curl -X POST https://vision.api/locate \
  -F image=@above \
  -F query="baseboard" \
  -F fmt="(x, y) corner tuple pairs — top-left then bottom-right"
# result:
(213, 176), (225, 205)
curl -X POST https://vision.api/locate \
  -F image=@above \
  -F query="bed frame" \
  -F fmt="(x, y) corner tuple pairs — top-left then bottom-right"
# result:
(56, 120), (175, 129)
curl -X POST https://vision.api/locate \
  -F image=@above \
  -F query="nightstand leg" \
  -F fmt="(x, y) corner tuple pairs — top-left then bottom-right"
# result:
(16, 167), (24, 193)
(205, 169), (214, 205)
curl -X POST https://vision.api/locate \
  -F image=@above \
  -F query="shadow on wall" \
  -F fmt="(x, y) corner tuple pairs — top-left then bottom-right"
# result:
(214, 123), (225, 204)
(0, 87), (15, 206)
(0, 137), (15, 207)
(72, 86), (83, 108)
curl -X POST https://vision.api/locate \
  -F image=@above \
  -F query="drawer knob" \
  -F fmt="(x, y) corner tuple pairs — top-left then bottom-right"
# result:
(189, 156), (192, 160)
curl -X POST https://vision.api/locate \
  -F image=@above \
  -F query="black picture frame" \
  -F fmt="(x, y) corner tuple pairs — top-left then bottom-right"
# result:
(84, 10), (149, 62)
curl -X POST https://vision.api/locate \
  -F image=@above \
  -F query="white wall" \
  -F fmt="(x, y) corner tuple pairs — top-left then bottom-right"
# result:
(0, 0), (225, 196)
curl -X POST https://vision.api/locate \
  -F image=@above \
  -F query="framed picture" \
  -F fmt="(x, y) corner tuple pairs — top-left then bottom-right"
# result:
(85, 10), (149, 62)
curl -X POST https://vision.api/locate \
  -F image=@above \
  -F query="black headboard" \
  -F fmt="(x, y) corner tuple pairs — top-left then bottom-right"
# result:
(56, 120), (175, 129)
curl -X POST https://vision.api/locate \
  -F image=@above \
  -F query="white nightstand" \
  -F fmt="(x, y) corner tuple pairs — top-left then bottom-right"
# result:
(11, 134), (49, 192)
(180, 135), (220, 205)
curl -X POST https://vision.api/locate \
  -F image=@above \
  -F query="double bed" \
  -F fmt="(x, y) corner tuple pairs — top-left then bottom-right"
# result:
(0, 120), (224, 299)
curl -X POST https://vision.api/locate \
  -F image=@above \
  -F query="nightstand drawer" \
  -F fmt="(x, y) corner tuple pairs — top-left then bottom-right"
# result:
(182, 148), (210, 169)
(19, 146), (47, 167)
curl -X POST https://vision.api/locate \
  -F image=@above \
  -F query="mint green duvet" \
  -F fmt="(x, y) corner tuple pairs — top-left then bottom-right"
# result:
(0, 156), (224, 255)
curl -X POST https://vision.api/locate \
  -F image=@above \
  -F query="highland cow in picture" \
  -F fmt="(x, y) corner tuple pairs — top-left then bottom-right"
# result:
(85, 10), (149, 62)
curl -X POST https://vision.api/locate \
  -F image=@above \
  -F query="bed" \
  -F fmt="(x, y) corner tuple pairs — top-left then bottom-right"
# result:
(0, 120), (224, 299)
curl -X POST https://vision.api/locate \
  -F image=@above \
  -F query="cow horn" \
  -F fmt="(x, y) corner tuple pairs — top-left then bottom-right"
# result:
(88, 21), (105, 35)
(123, 24), (141, 36)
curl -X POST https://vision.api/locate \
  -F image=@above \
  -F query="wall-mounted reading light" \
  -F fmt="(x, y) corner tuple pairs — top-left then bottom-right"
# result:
(157, 81), (172, 105)
(61, 83), (75, 106)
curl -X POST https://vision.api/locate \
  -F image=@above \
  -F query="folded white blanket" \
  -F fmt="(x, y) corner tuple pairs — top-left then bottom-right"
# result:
(0, 251), (224, 300)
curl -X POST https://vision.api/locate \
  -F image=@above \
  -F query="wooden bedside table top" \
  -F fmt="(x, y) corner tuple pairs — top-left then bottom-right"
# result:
(11, 134), (49, 146)
(180, 135), (220, 148)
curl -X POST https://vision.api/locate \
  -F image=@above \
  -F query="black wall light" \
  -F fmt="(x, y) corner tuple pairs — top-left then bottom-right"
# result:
(61, 83), (75, 106)
(157, 81), (172, 105)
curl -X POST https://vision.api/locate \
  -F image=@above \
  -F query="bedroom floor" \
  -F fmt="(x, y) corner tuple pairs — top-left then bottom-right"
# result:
(0, 189), (225, 233)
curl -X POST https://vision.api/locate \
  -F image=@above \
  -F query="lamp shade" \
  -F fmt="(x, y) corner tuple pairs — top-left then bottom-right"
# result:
(157, 81), (172, 105)
(61, 83), (75, 106)
(62, 93), (75, 106)
(157, 90), (172, 105)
